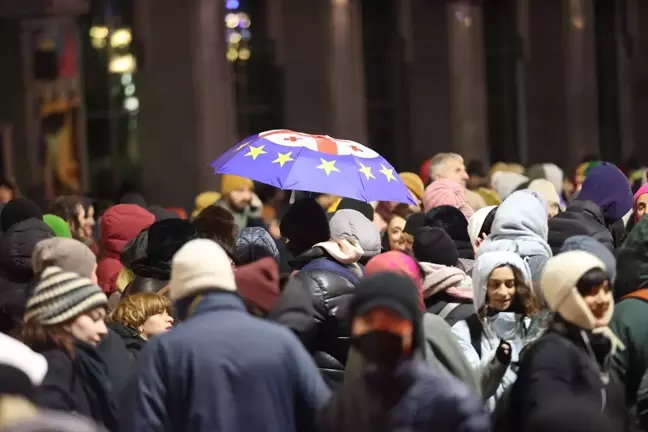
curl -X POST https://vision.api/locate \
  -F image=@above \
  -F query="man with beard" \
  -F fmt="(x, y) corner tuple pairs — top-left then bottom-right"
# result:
(216, 174), (265, 231)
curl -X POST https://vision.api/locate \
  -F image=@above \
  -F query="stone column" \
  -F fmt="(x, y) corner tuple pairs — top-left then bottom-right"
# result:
(271, 0), (367, 143)
(136, 0), (237, 209)
(447, 0), (489, 162)
(564, 0), (599, 163)
(524, 0), (598, 167)
(407, 0), (488, 163)
(628, 0), (648, 163)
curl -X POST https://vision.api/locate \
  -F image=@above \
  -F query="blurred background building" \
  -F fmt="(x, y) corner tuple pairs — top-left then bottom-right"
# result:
(0, 0), (646, 208)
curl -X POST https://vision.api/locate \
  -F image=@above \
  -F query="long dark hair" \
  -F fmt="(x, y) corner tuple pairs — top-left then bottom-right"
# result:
(48, 195), (84, 238)
(479, 264), (540, 319)
(22, 318), (75, 358)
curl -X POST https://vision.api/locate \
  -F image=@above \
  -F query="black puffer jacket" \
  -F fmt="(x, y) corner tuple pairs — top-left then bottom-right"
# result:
(0, 218), (53, 335)
(269, 245), (361, 388)
(548, 200), (615, 255)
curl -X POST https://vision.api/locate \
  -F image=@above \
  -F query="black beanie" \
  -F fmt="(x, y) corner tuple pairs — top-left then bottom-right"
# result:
(403, 212), (425, 236)
(336, 198), (374, 221)
(350, 273), (421, 328)
(480, 206), (498, 239)
(413, 227), (459, 266)
(1, 197), (43, 232)
(280, 198), (330, 255)
(424, 206), (470, 242)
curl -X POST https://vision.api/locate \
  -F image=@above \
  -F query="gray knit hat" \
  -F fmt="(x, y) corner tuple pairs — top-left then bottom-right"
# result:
(25, 267), (107, 325)
(32, 238), (97, 279)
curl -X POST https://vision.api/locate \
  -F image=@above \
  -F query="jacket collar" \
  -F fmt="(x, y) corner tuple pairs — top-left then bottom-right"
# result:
(191, 291), (246, 317)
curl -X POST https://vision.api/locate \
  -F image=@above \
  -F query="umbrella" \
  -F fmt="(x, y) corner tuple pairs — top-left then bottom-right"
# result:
(210, 129), (416, 204)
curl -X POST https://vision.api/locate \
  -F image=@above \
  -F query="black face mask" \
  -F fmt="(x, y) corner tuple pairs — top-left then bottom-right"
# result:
(351, 331), (405, 371)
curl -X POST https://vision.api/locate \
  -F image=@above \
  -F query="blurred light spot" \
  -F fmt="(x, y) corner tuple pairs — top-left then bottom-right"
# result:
(225, 13), (240, 28)
(124, 83), (136, 96)
(89, 26), (109, 39)
(91, 37), (106, 49)
(238, 12), (251, 28)
(226, 48), (239, 62)
(225, 0), (239, 9)
(121, 73), (132, 85)
(124, 97), (139, 112)
(241, 29), (251, 41)
(228, 31), (242, 44)
(109, 54), (137, 74)
(239, 48), (251, 61)
(110, 28), (132, 47)
(571, 16), (585, 29)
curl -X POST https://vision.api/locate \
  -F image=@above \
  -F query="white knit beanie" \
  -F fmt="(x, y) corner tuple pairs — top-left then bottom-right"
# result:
(169, 239), (236, 301)
(541, 251), (612, 330)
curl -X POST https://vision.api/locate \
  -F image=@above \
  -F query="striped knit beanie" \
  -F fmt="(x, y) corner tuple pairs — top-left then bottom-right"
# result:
(25, 267), (108, 326)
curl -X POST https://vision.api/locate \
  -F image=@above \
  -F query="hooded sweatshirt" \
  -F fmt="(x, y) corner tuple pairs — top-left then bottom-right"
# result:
(96, 205), (155, 294)
(329, 209), (382, 261)
(478, 190), (552, 297)
(452, 251), (534, 410)
(578, 163), (633, 224)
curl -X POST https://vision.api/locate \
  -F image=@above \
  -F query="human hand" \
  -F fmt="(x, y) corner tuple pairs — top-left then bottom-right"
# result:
(496, 340), (512, 365)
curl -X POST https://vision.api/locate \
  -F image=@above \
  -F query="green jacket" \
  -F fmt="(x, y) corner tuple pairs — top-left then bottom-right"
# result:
(610, 216), (648, 405)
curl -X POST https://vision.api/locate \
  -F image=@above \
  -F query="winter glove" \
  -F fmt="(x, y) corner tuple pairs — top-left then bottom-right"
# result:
(496, 339), (512, 365)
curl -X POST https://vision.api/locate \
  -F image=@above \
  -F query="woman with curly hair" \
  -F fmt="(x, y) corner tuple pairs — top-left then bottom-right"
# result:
(108, 292), (173, 357)
(451, 251), (540, 410)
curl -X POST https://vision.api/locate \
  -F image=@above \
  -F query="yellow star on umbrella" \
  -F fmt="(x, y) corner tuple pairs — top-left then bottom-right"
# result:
(317, 158), (340, 176)
(358, 162), (375, 180)
(379, 164), (396, 182)
(244, 144), (267, 160)
(272, 151), (294, 167)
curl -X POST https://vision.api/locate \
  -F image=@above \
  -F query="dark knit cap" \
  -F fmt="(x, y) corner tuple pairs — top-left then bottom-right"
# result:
(350, 273), (422, 330)
(1, 198), (43, 232)
(120, 192), (147, 208)
(413, 227), (459, 266)
(480, 206), (498, 238)
(336, 198), (374, 221)
(424, 205), (470, 242)
(280, 198), (330, 255)
(194, 205), (237, 253)
(403, 212), (425, 236)
(25, 267), (107, 325)
(148, 205), (179, 221)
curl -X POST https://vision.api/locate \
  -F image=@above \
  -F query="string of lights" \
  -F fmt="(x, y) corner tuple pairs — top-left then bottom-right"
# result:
(224, 0), (251, 62)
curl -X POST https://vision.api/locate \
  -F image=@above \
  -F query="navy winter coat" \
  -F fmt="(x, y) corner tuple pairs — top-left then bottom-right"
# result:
(120, 291), (330, 432)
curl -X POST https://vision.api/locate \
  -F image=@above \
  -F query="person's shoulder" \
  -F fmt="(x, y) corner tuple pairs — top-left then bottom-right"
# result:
(410, 362), (477, 404)
(40, 349), (75, 379)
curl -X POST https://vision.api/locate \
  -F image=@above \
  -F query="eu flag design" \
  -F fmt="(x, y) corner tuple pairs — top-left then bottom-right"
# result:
(210, 129), (415, 204)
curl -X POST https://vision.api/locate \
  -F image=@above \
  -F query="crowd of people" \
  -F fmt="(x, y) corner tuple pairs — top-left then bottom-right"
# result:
(0, 153), (647, 431)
